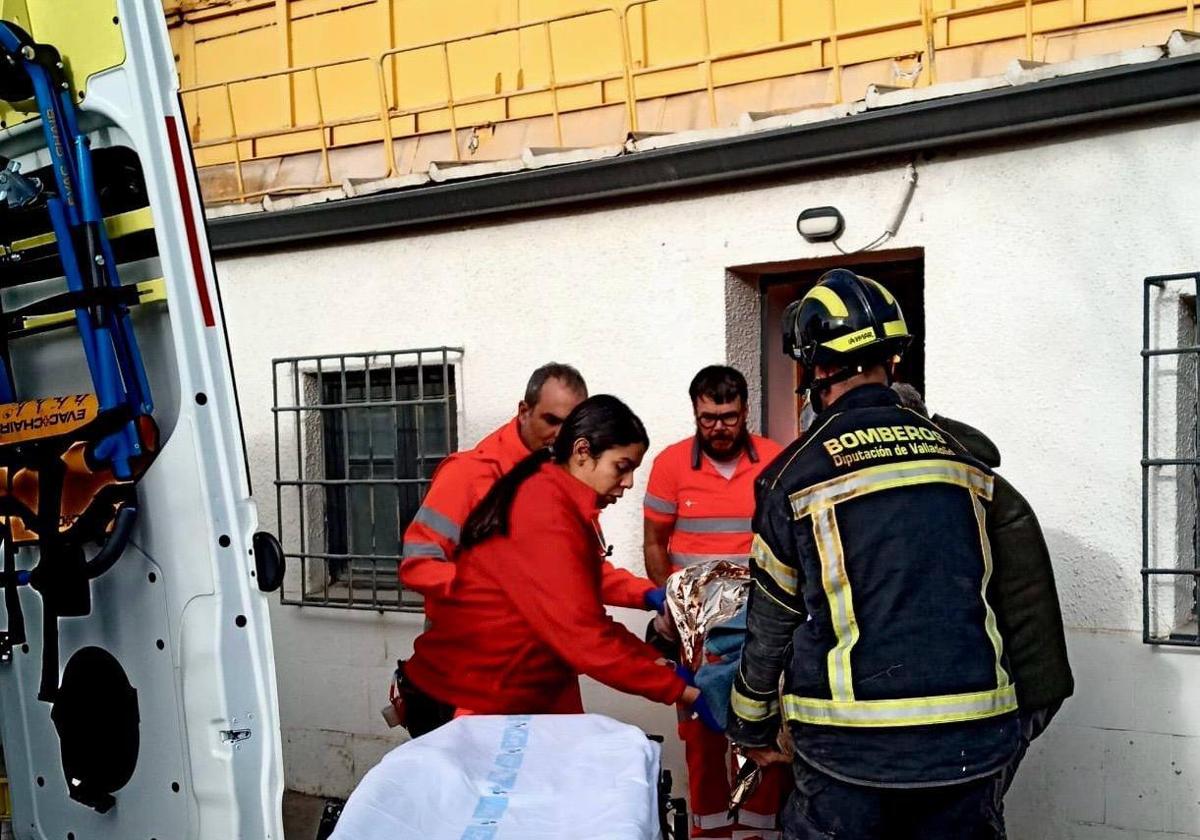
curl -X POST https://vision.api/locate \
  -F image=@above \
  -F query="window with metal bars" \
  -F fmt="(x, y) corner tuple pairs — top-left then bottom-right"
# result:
(273, 348), (461, 611)
(1142, 274), (1199, 645)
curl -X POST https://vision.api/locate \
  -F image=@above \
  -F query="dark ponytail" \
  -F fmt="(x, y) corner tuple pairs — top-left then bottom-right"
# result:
(460, 395), (649, 549)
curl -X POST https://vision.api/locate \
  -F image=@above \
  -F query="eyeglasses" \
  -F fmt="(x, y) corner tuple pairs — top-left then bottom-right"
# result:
(696, 411), (742, 429)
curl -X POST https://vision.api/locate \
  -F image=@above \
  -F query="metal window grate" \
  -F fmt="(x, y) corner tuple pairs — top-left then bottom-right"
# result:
(272, 348), (462, 611)
(1142, 274), (1200, 645)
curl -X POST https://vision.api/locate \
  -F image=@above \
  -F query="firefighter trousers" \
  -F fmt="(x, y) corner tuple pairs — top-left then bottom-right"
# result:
(782, 760), (1006, 840)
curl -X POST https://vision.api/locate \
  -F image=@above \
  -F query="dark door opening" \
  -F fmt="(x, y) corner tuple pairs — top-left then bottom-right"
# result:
(757, 250), (925, 445)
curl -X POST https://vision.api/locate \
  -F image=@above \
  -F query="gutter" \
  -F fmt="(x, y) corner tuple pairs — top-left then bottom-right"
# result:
(208, 52), (1200, 255)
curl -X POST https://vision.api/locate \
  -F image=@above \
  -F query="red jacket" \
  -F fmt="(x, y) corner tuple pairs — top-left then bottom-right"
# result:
(400, 417), (654, 613)
(405, 461), (688, 714)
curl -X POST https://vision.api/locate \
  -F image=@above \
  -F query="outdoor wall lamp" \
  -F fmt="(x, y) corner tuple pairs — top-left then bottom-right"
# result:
(796, 206), (845, 242)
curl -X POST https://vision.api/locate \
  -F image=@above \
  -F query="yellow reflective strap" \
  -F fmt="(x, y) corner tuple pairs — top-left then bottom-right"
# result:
(861, 276), (896, 305)
(10, 207), (155, 253)
(753, 578), (804, 615)
(18, 278), (166, 332)
(731, 685), (777, 722)
(814, 508), (858, 701)
(802, 285), (850, 318)
(790, 459), (993, 521)
(782, 685), (1018, 728)
(751, 534), (797, 596)
(822, 326), (876, 354)
(973, 495), (1010, 689)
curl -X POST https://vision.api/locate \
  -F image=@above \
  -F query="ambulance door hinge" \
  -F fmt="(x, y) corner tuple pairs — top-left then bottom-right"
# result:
(220, 728), (252, 744)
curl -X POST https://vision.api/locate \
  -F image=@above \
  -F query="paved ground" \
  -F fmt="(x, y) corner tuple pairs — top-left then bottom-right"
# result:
(284, 789), (329, 840)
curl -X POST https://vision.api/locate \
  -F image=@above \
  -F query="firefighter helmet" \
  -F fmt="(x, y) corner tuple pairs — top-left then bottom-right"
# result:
(782, 269), (911, 395)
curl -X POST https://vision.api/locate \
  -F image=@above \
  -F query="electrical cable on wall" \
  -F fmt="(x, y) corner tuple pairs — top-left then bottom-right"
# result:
(833, 161), (919, 255)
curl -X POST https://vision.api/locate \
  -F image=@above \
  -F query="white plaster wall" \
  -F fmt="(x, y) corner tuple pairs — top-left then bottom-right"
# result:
(215, 113), (1200, 835)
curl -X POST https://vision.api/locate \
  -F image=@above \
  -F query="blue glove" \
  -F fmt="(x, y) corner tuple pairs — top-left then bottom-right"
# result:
(689, 691), (723, 733)
(673, 663), (696, 686)
(644, 587), (667, 614)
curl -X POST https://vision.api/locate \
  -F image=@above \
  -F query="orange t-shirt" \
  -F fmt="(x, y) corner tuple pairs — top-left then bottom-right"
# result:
(643, 434), (782, 571)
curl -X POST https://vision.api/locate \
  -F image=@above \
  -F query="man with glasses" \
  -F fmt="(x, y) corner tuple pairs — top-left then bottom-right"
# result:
(643, 365), (783, 839)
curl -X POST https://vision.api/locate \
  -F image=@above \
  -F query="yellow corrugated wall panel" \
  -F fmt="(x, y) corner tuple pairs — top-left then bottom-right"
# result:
(781, 0), (836, 43)
(1087, 0), (1181, 20)
(638, 0), (708, 67)
(193, 26), (280, 137)
(189, 5), (274, 40)
(707, 0), (787, 54)
(389, 46), (449, 112)
(514, 11), (624, 93)
(710, 44), (824, 88)
(255, 126), (326, 159)
(508, 83), (602, 119)
(291, 6), (379, 124)
(835, 23), (925, 65)
(446, 32), (520, 101)
(166, 0), (1195, 177)
(836, 0), (922, 33)
(391, 0), (517, 108)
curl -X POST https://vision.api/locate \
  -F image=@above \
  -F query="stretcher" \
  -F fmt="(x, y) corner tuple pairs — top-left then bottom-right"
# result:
(329, 714), (687, 840)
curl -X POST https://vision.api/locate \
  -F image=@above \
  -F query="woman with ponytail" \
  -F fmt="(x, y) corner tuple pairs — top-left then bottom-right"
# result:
(400, 395), (716, 736)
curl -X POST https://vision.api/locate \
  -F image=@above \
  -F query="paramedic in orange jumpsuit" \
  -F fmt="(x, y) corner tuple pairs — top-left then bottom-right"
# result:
(402, 395), (719, 733)
(643, 366), (786, 840)
(399, 363), (660, 615)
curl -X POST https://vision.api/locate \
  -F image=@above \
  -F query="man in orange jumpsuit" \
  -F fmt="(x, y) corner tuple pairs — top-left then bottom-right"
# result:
(400, 362), (659, 614)
(643, 365), (786, 840)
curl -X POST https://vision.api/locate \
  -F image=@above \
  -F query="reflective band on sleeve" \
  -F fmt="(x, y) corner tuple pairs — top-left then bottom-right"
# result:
(693, 812), (735, 830)
(644, 492), (677, 515)
(413, 506), (461, 544)
(973, 495), (1010, 689)
(813, 508), (858, 702)
(674, 516), (753, 534)
(790, 459), (993, 520)
(669, 552), (749, 567)
(782, 685), (1018, 728)
(737, 811), (779, 830)
(401, 542), (448, 560)
(750, 534), (797, 596)
(731, 685), (778, 722)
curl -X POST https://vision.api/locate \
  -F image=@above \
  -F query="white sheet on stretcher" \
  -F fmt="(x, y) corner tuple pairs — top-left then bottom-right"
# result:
(330, 713), (662, 840)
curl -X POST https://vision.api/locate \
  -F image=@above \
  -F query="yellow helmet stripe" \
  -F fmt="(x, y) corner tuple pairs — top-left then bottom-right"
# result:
(883, 319), (909, 337)
(822, 326), (876, 353)
(802, 285), (850, 318)
(861, 276), (896, 305)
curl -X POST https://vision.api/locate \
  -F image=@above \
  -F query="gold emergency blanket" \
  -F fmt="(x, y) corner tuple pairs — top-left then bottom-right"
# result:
(664, 559), (750, 669)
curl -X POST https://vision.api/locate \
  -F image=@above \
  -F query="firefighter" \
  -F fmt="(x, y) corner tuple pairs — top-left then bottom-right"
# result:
(642, 365), (786, 839)
(399, 363), (661, 616)
(727, 269), (1020, 839)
